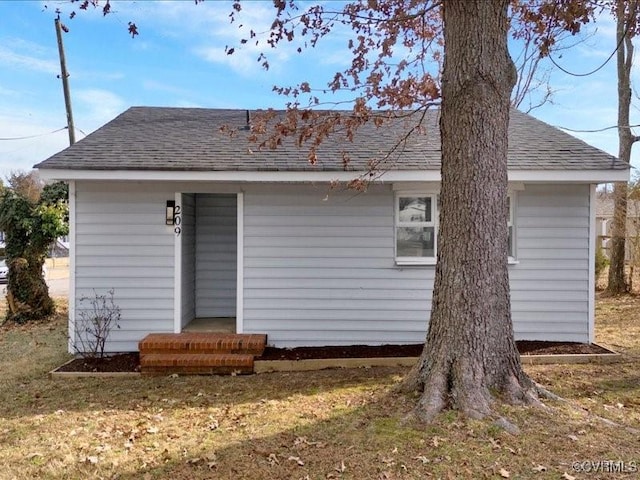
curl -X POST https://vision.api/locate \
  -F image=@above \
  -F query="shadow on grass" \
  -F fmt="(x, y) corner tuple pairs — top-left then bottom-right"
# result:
(0, 365), (409, 420)
(28, 385), (640, 480)
(27, 387), (474, 480)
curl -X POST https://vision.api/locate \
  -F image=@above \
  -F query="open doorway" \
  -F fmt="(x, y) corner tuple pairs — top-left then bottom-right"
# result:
(178, 193), (237, 333)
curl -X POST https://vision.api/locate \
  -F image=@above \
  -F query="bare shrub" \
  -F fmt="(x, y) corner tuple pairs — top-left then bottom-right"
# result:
(75, 289), (121, 359)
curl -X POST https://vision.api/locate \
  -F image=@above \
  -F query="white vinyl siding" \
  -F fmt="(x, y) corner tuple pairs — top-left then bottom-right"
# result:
(195, 194), (237, 318)
(180, 193), (196, 328)
(243, 185), (432, 347)
(74, 182), (176, 352)
(72, 180), (591, 352)
(510, 184), (589, 342)
(242, 183), (590, 347)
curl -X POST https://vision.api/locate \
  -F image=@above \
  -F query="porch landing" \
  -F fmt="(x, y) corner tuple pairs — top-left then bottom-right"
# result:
(183, 317), (235, 333)
(139, 332), (267, 375)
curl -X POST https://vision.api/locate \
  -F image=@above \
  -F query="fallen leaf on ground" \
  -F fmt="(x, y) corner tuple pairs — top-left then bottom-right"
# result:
(288, 456), (305, 466)
(499, 467), (510, 478)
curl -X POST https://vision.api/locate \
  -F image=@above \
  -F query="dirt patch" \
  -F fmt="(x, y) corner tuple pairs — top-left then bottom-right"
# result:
(55, 353), (140, 373)
(53, 342), (613, 373)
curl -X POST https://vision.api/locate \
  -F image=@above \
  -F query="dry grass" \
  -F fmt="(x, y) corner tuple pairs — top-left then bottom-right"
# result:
(0, 297), (639, 479)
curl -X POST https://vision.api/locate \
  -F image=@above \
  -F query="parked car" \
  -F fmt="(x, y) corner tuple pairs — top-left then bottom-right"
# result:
(0, 260), (7, 284)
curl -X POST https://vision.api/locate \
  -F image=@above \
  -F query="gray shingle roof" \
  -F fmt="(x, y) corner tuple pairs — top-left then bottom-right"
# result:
(35, 107), (627, 172)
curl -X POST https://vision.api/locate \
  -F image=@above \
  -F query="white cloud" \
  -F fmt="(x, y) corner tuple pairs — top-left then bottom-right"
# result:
(0, 44), (58, 75)
(75, 88), (127, 128)
(0, 84), (20, 96)
(105, 1), (311, 76)
(0, 114), (70, 177)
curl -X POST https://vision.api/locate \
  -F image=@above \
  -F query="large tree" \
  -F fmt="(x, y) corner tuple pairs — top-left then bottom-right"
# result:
(607, 0), (639, 295)
(397, 0), (538, 419)
(0, 172), (68, 323)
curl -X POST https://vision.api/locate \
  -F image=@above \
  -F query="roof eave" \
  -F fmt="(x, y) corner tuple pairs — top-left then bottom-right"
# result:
(36, 168), (630, 184)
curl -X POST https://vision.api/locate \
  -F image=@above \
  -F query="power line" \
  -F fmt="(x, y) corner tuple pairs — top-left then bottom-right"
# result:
(557, 123), (640, 133)
(548, 40), (620, 77)
(0, 127), (68, 141)
(558, 123), (640, 133)
(547, 7), (632, 77)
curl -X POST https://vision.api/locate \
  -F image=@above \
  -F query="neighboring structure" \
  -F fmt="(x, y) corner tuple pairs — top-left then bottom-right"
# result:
(596, 192), (640, 263)
(35, 107), (629, 353)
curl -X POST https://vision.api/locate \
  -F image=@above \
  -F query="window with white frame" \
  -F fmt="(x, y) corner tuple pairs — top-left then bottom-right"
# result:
(395, 193), (516, 264)
(395, 194), (437, 262)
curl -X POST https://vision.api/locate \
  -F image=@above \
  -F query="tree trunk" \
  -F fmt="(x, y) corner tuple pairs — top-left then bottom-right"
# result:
(400, 0), (538, 420)
(607, 0), (637, 295)
(6, 255), (54, 324)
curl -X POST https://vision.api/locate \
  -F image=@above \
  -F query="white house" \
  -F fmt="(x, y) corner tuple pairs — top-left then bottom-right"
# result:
(35, 107), (629, 353)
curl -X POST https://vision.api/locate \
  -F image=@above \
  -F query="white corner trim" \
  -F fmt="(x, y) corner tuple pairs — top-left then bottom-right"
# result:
(173, 192), (182, 333)
(67, 181), (76, 354)
(588, 184), (596, 343)
(37, 168), (629, 184)
(236, 192), (244, 334)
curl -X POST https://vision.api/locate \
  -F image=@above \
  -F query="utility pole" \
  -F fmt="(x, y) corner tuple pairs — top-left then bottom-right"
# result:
(55, 16), (76, 146)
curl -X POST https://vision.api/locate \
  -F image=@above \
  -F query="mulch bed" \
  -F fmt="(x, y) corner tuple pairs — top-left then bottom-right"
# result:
(54, 341), (614, 373)
(55, 353), (140, 373)
(259, 341), (612, 361)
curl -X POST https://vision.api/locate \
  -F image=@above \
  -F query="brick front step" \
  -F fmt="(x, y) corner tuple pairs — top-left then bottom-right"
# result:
(139, 333), (267, 356)
(138, 332), (267, 375)
(140, 353), (254, 375)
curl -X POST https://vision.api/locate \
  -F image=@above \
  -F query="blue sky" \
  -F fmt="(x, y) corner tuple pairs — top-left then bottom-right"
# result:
(0, 1), (636, 179)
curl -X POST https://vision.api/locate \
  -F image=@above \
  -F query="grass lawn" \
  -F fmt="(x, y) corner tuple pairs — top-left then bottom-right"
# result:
(0, 296), (639, 479)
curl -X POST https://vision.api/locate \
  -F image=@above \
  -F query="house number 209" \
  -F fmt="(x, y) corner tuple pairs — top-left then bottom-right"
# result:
(174, 205), (182, 236)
